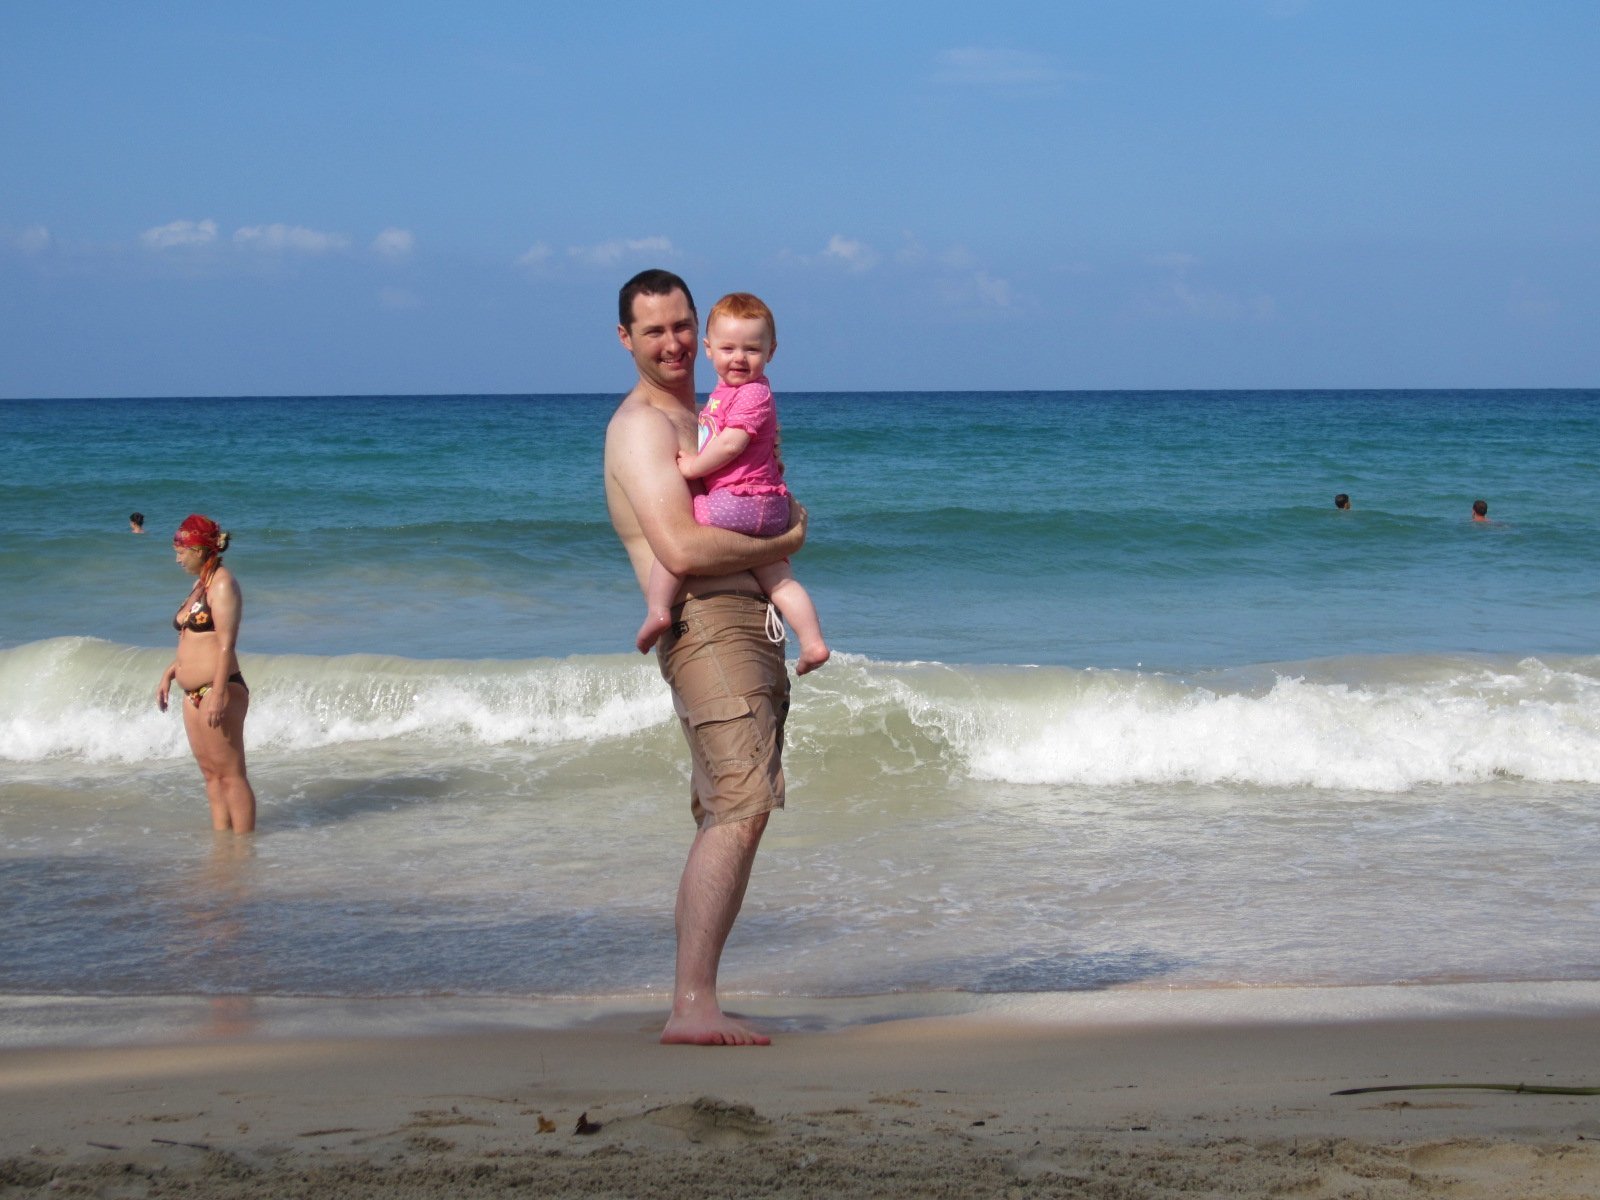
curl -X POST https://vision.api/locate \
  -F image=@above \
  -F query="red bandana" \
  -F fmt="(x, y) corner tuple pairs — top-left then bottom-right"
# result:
(173, 514), (222, 551)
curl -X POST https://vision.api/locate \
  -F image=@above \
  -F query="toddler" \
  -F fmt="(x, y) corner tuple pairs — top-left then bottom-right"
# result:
(636, 292), (830, 674)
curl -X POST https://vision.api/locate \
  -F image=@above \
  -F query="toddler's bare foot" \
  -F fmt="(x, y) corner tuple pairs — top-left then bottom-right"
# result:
(636, 610), (671, 653)
(795, 641), (830, 675)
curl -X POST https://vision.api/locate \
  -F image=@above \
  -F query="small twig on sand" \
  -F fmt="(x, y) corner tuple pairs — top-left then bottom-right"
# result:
(1334, 1082), (1600, 1097)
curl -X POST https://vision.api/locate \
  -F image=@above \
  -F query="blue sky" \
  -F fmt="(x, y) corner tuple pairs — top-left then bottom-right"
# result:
(3, 1), (1596, 396)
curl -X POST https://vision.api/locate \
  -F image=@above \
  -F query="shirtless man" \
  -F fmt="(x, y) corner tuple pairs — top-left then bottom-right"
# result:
(603, 269), (806, 1046)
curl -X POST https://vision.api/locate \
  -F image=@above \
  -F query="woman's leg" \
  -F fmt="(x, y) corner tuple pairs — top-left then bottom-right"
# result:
(183, 683), (256, 832)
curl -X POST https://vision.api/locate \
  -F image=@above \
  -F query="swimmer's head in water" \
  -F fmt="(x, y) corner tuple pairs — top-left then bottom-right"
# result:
(1472, 499), (1488, 518)
(1334, 494), (1349, 510)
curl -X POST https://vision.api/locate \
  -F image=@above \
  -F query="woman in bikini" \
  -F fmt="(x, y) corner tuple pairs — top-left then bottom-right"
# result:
(156, 514), (256, 832)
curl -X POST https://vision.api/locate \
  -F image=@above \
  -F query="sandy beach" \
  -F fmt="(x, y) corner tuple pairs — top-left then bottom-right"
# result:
(4, 998), (1599, 1198)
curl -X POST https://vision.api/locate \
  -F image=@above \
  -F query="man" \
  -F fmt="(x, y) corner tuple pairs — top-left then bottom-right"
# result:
(603, 269), (806, 1046)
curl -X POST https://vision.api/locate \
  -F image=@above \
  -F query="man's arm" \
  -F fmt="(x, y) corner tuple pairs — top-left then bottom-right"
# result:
(611, 405), (804, 578)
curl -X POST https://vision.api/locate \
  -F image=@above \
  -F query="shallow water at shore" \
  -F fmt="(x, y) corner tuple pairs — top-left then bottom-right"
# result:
(4, 642), (1597, 1006)
(3, 391), (1598, 1035)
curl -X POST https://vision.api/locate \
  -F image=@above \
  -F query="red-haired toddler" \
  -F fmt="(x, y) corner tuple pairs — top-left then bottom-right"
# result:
(635, 292), (830, 674)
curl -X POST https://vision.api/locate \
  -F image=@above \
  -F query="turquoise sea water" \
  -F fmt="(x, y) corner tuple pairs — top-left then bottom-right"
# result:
(2, 390), (1598, 1035)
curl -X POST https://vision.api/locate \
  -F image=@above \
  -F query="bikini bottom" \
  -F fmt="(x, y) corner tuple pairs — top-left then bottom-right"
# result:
(186, 672), (248, 705)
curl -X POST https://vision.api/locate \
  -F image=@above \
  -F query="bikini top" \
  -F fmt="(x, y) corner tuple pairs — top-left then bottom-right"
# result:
(174, 583), (215, 633)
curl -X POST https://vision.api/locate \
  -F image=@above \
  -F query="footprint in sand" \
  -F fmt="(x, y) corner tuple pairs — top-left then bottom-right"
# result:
(611, 1096), (774, 1149)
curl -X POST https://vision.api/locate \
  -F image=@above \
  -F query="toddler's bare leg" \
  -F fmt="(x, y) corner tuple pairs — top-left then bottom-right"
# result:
(752, 561), (830, 674)
(637, 558), (681, 653)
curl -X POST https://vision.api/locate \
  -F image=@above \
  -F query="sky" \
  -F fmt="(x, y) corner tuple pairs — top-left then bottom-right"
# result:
(3, 1), (1597, 397)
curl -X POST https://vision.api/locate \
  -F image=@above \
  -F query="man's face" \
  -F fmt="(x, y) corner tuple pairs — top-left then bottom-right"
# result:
(618, 289), (698, 390)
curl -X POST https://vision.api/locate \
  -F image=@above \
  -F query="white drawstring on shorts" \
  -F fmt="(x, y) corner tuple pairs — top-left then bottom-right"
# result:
(765, 601), (785, 645)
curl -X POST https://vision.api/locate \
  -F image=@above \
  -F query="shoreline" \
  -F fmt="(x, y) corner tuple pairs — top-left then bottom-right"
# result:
(4, 991), (1599, 1196)
(6, 979), (1600, 1051)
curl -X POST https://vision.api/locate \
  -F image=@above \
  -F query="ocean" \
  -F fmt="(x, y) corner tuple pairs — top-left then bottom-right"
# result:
(3, 390), (1598, 1043)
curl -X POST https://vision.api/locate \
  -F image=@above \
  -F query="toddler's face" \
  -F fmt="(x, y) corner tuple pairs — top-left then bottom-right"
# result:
(705, 315), (773, 388)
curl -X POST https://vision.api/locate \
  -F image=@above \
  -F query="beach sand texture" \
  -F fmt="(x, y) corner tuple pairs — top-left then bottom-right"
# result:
(5, 1009), (1600, 1198)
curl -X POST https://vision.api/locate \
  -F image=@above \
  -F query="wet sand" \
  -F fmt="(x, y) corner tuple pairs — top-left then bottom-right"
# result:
(4, 1001), (1600, 1197)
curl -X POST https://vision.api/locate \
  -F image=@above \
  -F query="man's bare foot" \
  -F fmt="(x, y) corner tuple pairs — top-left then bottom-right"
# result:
(636, 610), (672, 654)
(660, 1011), (771, 1046)
(795, 641), (830, 676)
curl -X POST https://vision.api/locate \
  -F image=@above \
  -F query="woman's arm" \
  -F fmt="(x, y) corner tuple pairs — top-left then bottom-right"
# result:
(156, 660), (177, 711)
(201, 568), (243, 727)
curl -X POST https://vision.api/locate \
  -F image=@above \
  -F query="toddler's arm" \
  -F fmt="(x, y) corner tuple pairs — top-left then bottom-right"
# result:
(678, 426), (751, 480)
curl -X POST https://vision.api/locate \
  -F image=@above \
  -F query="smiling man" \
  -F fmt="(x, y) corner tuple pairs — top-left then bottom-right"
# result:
(603, 268), (807, 1046)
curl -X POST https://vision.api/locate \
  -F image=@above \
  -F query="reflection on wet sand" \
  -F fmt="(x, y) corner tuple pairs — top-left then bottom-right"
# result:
(181, 835), (261, 1038)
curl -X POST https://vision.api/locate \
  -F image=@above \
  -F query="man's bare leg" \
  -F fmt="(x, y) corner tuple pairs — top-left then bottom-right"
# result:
(661, 811), (771, 1046)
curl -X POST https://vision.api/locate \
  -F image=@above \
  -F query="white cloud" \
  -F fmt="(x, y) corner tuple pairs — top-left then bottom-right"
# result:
(823, 234), (879, 272)
(378, 287), (422, 310)
(1147, 281), (1275, 322)
(371, 227), (415, 258)
(1171, 282), (1244, 320)
(566, 236), (676, 267)
(894, 232), (927, 266)
(516, 242), (553, 268)
(15, 225), (51, 253)
(1135, 254), (1275, 322)
(974, 272), (1012, 308)
(233, 224), (349, 254)
(141, 219), (218, 249)
(932, 47), (1077, 89)
(892, 235), (979, 272)
(783, 230), (1009, 313)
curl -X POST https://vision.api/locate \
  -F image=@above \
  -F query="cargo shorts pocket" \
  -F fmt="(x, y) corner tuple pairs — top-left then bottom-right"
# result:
(684, 695), (765, 777)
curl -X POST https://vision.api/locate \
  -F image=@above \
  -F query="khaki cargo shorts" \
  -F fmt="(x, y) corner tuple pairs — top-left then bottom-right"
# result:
(657, 591), (790, 828)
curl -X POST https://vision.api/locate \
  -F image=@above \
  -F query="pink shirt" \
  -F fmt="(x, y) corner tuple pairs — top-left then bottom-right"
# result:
(698, 376), (788, 497)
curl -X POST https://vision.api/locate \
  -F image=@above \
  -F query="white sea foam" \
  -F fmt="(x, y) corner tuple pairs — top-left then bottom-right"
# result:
(5, 641), (1598, 1005)
(959, 663), (1600, 790)
(4, 639), (1599, 791)
(0, 637), (671, 763)
(804, 653), (1600, 791)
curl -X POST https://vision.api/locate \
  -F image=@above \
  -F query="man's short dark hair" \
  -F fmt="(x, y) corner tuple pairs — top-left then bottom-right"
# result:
(1334, 494), (1349, 510)
(619, 269), (695, 329)
(1472, 499), (1488, 517)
